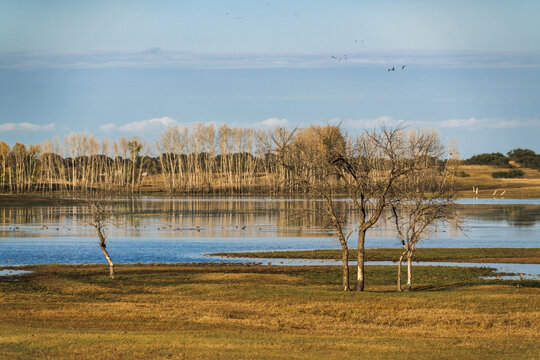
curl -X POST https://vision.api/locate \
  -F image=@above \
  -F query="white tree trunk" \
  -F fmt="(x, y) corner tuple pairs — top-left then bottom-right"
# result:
(406, 252), (412, 291)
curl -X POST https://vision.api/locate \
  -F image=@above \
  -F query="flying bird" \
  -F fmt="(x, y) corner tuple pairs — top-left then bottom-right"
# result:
(402, 65), (406, 70)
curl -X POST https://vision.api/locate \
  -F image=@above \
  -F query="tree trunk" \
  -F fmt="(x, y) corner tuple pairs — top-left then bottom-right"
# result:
(341, 246), (350, 291)
(97, 228), (115, 279)
(357, 229), (366, 291)
(397, 251), (406, 292)
(405, 252), (412, 291)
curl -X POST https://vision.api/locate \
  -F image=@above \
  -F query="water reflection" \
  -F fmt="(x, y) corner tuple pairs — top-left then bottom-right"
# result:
(458, 204), (540, 227)
(0, 198), (539, 266)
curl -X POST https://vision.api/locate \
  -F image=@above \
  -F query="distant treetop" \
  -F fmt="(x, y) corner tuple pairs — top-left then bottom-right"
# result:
(464, 148), (540, 170)
(464, 152), (510, 167)
(507, 148), (540, 169)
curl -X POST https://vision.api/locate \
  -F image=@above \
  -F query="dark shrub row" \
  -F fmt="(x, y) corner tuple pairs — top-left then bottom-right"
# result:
(491, 169), (525, 178)
(464, 152), (510, 167)
(465, 148), (540, 170)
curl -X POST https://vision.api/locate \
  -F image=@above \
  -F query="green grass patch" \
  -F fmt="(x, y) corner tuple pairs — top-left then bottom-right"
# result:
(211, 248), (540, 264)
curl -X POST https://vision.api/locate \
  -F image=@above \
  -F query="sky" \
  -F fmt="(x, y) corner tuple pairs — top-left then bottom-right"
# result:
(1, 0), (540, 157)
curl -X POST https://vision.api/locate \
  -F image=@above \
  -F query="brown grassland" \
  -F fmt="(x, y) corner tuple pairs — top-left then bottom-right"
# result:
(456, 165), (540, 198)
(1, 263), (539, 359)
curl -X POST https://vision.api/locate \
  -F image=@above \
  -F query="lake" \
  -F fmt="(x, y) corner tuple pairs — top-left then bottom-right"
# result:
(1, 197), (539, 271)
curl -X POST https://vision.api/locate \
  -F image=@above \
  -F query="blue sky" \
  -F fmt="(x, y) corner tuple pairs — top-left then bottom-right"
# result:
(1, 0), (540, 157)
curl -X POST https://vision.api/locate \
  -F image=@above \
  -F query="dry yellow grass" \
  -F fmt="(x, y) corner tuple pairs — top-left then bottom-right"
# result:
(1, 264), (539, 359)
(456, 165), (540, 198)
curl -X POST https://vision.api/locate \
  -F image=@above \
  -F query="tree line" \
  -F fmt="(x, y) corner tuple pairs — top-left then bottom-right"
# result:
(0, 125), (290, 194)
(2, 125), (536, 195)
(464, 148), (540, 169)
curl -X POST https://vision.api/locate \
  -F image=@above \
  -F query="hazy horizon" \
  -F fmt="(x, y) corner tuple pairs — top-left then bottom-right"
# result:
(1, 0), (539, 157)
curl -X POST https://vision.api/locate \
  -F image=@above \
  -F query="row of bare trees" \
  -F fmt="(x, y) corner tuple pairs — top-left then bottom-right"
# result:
(1, 134), (148, 193)
(0, 124), (311, 194)
(270, 125), (459, 291)
(155, 124), (276, 193)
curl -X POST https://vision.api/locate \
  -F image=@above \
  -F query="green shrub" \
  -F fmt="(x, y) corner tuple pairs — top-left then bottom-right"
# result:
(491, 169), (525, 178)
(464, 152), (509, 167)
(507, 148), (540, 169)
(507, 148), (536, 160)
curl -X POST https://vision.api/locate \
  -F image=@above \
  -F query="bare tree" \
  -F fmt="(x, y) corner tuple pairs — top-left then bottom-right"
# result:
(328, 126), (444, 291)
(390, 132), (459, 291)
(64, 132), (83, 192)
(391, 197), (457, 291)
(127, 137), (143, 192)
(270, 125), (354, 290)
(0, 141), (9, 192)
(79, 198), (117, 278)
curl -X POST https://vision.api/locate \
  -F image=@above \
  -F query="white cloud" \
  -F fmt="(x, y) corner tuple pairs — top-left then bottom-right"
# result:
(438, 117), (479, 128)
(333, 116), (540, 131)
(340, 116), (406, 129)
(100, 116), (178, 132)
(3, 49), (539, 70)
(257, 118), (289, 127)
(438, 117), (540, 129)
(0, 122), (55, 131)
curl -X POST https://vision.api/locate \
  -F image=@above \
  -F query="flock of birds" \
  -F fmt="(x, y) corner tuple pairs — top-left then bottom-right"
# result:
(331, 55), (348, 61)
(331, 53), (407, 73)
(223, 5), (405, 72)
(329, 41), (406, 72)
(6, 226), (68, 231)
(5, 224), (257, 233)
(331, 54), (406, 72)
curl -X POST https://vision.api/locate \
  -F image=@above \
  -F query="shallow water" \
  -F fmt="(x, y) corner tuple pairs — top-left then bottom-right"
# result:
(0, 197), (539, 273)
(0, 269), (33, 278)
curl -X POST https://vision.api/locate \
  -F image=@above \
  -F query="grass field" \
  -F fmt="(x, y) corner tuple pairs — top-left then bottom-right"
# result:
(212, 248), (540, 264)
(1, 164), (540, 203)
(1, 263), (539, 359)
(456, 164), (540, 198)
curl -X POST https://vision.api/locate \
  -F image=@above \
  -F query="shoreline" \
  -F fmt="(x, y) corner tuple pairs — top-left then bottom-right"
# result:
(211, 248), (540, 264)
(2, 193), (540, 207)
